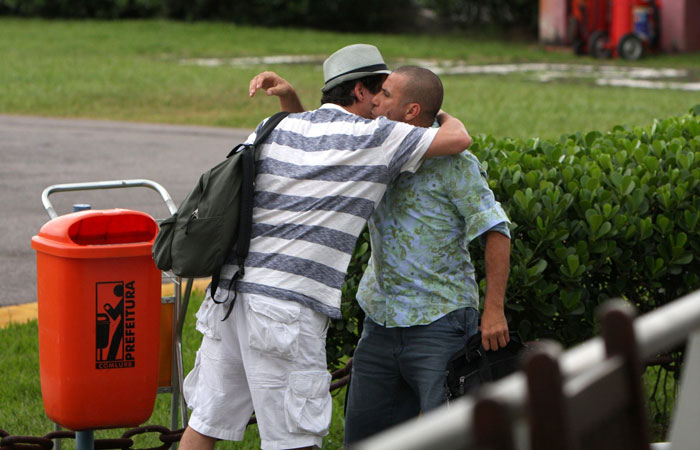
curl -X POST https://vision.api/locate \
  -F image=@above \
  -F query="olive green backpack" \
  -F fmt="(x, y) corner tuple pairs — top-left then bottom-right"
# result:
(153, 112), (289, 318)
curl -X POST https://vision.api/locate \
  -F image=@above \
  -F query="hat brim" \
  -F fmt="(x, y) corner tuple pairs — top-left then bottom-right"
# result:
(321, 69), (391, 92)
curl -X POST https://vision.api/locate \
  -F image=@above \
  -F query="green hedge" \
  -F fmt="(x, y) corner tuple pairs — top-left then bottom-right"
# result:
(326, 106), (700, 367)
(472, 105), (700, 346)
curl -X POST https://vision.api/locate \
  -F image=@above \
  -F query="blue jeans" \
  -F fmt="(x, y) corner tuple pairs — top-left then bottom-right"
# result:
(343, 307), (479, 446)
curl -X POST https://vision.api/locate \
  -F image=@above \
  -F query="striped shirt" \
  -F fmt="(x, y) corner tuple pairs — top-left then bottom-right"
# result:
(213, 103), (439, 319)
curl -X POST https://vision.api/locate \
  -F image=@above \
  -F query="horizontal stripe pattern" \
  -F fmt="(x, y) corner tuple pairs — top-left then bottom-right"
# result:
(256, 173), (384, 205)
(253, 206), (367, 239)
(389, 127), (425, 180)
(289, 109), (376, 126)
(245, 251), (346, 288)
(268, 123), (394, 152)
(215, 104), (436, 318)
(255, 191), (376, 219)
(241, 236), (350, 270)
(219, 265), (343, 316)
(251, 222), (358, 254)
(257, 158), (391, 184)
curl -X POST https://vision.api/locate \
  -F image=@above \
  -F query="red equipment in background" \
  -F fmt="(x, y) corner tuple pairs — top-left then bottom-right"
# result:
(570, 0), (662, 60)
(570, 0), (609, 54)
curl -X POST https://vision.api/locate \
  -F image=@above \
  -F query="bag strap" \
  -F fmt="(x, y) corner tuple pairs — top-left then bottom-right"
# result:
(476, 332), (524, 383)
(234, 111), (289, 263)
(477, 351), (494, 383)
(218, 111), (290, 320)
(254, 111), (290, 146)
(466, 333), (495, 383)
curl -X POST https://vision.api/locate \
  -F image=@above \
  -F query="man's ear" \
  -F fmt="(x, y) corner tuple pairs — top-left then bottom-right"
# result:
(404, 102), (421, 123)
(353, 82), (366, 102)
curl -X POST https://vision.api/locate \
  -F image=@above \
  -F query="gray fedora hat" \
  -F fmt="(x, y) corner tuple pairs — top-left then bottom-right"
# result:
(322, 44), (391, 92)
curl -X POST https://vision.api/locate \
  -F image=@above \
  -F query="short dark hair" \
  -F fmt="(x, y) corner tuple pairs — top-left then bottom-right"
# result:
(393, 66), (443, 124)
(320, 74), (386, 106)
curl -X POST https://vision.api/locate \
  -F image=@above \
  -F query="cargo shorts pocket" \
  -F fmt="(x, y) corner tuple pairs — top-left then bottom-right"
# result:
(182, 351), (202, 409)
(195, 296), (221, 340)
(285, 371), (332, 436)
(246, 297), (301, 360)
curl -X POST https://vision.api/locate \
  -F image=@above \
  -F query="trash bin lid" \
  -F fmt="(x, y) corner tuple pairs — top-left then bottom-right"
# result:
(31, 209), (158, 259)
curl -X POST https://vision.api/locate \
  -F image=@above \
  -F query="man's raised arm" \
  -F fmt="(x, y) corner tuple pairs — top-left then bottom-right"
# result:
(424, 110), (472, 158)
(248, 71), (305, 113)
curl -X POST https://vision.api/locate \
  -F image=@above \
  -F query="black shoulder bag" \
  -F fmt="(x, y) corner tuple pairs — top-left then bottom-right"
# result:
(445, 331), (527, 400)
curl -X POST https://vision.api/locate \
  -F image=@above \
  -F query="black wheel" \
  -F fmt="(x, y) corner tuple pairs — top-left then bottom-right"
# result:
(618, 33), (644, 60)
(573, 39), (586, 55)
(588, 30), (611, 59)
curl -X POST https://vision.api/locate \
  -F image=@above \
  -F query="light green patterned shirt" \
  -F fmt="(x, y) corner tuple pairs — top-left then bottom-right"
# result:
(357, 150), (510, 327)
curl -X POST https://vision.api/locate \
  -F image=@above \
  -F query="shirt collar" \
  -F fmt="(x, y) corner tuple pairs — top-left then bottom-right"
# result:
(319, 103), (354, 114)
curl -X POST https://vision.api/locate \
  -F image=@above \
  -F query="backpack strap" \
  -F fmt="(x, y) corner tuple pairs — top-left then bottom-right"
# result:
(235, 112), (289, 260)
(217, 111), (290, 320)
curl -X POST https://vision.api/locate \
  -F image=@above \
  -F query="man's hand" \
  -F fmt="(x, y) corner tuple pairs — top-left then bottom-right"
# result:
(249, 71), (293, 97)
(425, 110), (471, 158)
(248, 71), (304, 113)
(480, 306), (509, 351)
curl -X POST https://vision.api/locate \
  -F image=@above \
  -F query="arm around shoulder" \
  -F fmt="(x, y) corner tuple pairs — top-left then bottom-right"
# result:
(424, 110), (472, 158)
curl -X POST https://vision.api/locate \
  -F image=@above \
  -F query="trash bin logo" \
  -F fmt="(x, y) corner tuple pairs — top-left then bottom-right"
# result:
(96, 281), (136, 369)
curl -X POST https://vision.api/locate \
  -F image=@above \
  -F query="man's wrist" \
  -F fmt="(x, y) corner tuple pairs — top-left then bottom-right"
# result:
(483, 298), (505, 312)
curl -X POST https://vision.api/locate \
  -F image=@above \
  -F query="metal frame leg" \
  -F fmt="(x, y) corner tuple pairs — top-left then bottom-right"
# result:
(176, 279), (193, 428)
(167, 276), (192, 450)
(75, 430), (94, 450)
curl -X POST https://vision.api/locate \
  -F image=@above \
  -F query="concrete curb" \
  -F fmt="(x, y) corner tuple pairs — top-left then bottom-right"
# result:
(0, 303), (38, 329)
(0, 278), (211, 329)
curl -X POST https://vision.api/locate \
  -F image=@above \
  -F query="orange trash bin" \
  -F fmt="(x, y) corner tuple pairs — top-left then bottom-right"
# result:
(31, 209), (161, 430)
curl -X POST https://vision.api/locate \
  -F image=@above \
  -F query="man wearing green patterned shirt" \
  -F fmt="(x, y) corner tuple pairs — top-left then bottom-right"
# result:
(344, 66), (512, 445)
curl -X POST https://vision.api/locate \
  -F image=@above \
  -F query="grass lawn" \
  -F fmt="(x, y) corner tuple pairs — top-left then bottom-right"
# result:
(0, 289), (347, 449)
(1, 18), (699, 140)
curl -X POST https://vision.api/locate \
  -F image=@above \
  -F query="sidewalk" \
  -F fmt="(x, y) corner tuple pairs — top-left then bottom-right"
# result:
(0, 278), (211, 329)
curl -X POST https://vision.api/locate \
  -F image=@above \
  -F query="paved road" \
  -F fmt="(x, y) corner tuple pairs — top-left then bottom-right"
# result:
(0, 115), (251, 307)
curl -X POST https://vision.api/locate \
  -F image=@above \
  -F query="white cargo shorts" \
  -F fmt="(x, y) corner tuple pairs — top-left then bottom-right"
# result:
(183, 291), (331, 450)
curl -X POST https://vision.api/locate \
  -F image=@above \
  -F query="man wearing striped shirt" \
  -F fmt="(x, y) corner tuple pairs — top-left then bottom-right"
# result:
(180, 44), (471, 450)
